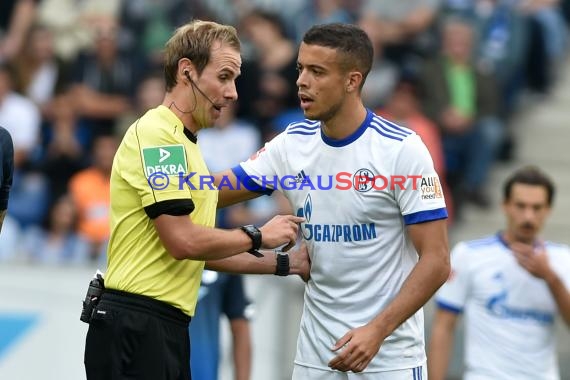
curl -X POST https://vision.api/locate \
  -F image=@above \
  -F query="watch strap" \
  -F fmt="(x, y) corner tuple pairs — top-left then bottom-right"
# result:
(275, 253), (290, 276)
(239, 225), (263, 257)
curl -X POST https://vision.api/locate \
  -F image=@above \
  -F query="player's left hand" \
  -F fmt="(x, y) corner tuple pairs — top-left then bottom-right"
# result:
(328, 324), (383, 373)
(511, 241), (553, 280)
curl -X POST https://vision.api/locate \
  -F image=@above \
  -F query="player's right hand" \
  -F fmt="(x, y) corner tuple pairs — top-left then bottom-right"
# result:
(259, 215), (304, 251)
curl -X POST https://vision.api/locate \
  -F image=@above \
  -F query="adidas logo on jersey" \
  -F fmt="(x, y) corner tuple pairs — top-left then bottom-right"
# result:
(294, 170), (309, 183)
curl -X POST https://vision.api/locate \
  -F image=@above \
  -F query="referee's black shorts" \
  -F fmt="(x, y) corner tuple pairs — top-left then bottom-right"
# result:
(84, 289), (192, 380)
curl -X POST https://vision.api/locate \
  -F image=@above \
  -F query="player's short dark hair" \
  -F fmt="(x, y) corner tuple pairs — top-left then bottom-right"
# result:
(503, 166), (555, 205)
(302, 23), (373, 89)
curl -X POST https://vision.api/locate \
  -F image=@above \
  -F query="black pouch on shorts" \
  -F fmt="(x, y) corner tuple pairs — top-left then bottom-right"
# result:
(80, 271), (105, 324)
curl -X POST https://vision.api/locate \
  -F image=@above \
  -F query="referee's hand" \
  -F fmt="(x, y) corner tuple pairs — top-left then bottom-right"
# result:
(259, 215), (304, 252)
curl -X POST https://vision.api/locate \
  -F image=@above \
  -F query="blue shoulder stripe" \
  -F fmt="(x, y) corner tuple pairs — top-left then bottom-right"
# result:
(372, 116), (413, 135)
(370, 120), (409, 139)
(369, 125), (404, 141)
(287, 131), (317, 136)
(287, 120), (320, 130)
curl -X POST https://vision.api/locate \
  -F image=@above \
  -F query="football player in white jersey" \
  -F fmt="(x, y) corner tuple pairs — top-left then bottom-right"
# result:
(214, 23), (450, 379)
(428, 166), (570, 380)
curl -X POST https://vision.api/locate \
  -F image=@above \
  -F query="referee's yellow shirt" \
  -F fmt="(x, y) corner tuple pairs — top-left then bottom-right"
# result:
(105, 105), (217, 316)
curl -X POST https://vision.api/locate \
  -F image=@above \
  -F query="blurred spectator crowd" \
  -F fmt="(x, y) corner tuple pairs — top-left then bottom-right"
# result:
(0, 0), (569, 266)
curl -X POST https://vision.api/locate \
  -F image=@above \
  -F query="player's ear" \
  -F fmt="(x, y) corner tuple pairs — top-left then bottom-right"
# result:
(346, 71), (363, 93)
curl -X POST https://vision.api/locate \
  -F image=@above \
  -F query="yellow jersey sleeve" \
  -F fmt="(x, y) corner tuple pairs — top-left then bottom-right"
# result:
(117, 119), (193, 208)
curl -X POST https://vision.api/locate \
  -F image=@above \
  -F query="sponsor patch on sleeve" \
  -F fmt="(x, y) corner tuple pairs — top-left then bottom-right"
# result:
(141, 145), (188, 177)
(419, 175), (444, 201)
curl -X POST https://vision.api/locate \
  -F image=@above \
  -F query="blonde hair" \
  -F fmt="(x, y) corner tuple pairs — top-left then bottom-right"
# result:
(163, 20), (240, 91)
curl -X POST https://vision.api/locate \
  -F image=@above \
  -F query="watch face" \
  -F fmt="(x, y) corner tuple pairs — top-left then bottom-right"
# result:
(241, 225), (261, 251)
(243, 225), (260, 237)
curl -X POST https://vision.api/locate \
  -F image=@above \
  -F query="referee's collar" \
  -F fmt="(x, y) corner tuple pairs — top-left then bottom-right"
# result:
(183, 127), (197, 143)
(157, 105), (198, 144)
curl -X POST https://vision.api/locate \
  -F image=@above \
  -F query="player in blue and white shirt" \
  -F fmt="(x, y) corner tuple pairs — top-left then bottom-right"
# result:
(428, 167), (570, 380)
(215, 23), (450, 379)
(0, 126), (13, 232)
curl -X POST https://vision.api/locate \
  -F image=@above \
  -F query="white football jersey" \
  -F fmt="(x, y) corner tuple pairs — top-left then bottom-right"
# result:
(235, 110), (447, 371)
(436, 234), (570, 380)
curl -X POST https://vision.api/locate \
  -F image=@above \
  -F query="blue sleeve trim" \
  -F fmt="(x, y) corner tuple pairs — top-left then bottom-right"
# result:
(403, 207), (448, 225)
(230, 165), (274, 195)
(436, 300), (463, 314)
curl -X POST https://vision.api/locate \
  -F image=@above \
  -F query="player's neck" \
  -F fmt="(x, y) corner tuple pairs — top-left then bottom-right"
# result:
(320, 101), (367, 140)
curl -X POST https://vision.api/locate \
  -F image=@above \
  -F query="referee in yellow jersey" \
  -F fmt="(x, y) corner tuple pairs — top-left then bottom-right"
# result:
(83, 20), (308, 380)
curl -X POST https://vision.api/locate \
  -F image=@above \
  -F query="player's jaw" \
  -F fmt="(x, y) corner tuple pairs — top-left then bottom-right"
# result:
(299, 91), (341, 121)
(513, 221), (539, 244)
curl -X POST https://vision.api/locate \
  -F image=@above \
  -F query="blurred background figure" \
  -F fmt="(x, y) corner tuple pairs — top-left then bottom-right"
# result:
(359, 15), (399, 110)
(0, 62), (47, 229)
(68, 134), (117, 261)
(377, 73), (454, 224)
(36, 0), (121, 62)
(238, 9), (299, 140)
(289, 0), (354, 43)
(12, 23), (69, 118)
(22, 194), (90, 266)
(0, 0), (37, 63)
(38, 93), (87, 208)
(68, 17), (138, 148)
(115, 71), (166, 136)
(420, 17), (504, 217)
(0, 63), (40, 171)
(118, 0), (201, 69)
(428, 166), (570, 380)
(190, 271), (252, 380)
(358, 0), (442, 71)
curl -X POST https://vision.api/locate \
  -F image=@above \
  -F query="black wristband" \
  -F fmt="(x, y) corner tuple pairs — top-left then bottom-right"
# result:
(239, 225), (263, 257)
(275, 253), (290, 276)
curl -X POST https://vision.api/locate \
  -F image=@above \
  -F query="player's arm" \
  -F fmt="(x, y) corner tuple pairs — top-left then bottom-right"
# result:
(427, 308), (460, 380)
(205, 243), (310, 281)
(153, 213), (302, 260)
(543, 272), (570, 326)
(370, 218), (449, 339)
(230, 318), (251, 380)
(329, 219), (449, 373)
(215, 133), (284, 209)
(0, 127), (14, 233)
(213, 169), (262, 208)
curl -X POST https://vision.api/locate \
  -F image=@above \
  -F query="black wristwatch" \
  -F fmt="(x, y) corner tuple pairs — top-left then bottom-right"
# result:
(275, 252), (290, 276)
(239, 225), (264, 257)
